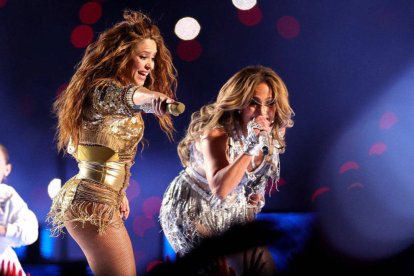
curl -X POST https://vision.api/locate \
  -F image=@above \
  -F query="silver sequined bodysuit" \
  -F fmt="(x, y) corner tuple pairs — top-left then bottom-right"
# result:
(159, 128), (281, 255)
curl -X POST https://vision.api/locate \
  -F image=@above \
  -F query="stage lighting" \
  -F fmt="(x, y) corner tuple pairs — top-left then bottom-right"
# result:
(174, 17), (201, 40)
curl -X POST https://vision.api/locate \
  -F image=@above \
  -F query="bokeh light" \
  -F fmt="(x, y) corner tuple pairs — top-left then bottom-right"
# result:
(339, 161), (359, 174)
(379, 112), (397, 129)
(232, 0), (257, 11)
(48, 178), (62, 199)
(2, 1), (414, 273)
(142, 196), (161, 218)
(277, 16), (301, 39)
(146, 260), (163, 272)
(315, 64), (414, 261)
(174, 17), (201, 40)
(176, 40), (202, 62)
(79, 2), (102, 24)
(347, 182), (364, 190)
(311, 186), (330, 202)
(126, 178), (141, 201)
(71, 25), (94, 48)
(237, 6), (262, 26)
(368, 142), (387, 156)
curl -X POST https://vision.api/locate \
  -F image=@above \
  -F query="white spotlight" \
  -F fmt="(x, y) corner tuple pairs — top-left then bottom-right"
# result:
(232, 0), (257, 10)
(48, 178), (62, 199)
(174, 17), (201, 40)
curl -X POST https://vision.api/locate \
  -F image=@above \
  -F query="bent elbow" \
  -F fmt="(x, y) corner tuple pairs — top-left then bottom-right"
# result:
(209, 176), (232, 200)
(211, 187), (229, 200)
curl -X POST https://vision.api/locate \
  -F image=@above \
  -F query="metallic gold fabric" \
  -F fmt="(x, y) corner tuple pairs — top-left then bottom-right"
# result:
(76, 144), (120, 162)
(80, 82), (144, 161)
(48, 82), (144, 235)
(77, 160), (129, 192)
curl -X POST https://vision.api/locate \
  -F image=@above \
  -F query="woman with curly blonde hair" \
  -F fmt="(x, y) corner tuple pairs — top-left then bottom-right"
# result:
(47, 10), (178, 275)
(160, 65), (294, 275)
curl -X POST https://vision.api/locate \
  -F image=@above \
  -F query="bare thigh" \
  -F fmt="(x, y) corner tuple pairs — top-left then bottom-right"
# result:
(64, 220), (136, 276)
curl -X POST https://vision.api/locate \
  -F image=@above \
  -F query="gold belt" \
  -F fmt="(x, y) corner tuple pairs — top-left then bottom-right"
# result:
(75, 145), (130, 192)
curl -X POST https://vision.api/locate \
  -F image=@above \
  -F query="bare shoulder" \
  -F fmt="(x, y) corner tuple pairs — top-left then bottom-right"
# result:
(199, 127), (229, 155)
(203, 127), (228, 140)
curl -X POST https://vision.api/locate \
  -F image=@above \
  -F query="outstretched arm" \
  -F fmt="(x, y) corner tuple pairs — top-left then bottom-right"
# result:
(131, 86), (174, 116)
(92, 82), (174, 116)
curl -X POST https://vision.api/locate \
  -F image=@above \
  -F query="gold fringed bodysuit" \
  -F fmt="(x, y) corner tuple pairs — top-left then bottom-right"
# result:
(48, 82), (144, 235)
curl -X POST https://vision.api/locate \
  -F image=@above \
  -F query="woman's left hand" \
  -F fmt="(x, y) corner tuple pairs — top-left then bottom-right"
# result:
(248, 193), (264, 208)
(120, 194), (130, 220)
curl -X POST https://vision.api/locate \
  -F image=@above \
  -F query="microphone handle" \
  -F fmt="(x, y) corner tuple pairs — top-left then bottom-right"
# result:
(133, 102), (185, 116)
(259, 131), (269, 155)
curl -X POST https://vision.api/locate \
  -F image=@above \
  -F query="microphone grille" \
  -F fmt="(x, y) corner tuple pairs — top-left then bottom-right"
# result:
(168, 102), (186, 116)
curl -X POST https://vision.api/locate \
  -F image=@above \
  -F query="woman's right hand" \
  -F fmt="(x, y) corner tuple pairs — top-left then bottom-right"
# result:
(150, 92), (175, 116)
(133, 87), (174, 116)
(251, 115), (271, 135)
(120, 194), (130, 220)
(244, 116), (271, 156)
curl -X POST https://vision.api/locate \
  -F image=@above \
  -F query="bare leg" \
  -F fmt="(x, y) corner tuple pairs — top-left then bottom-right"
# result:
(64, 219), (136, 276)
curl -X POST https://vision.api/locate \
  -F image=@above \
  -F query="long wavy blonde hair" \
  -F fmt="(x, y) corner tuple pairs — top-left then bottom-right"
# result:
(54, 10), (177, 152)
(178, 66), (294, 166)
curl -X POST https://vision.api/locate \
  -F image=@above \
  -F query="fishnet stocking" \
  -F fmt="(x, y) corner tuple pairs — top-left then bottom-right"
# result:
(65, 219), (136, 276)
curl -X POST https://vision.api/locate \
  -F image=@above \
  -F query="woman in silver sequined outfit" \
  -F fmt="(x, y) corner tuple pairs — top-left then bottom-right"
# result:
(47, 10), (178, 275)
(160, 66), (294, 274)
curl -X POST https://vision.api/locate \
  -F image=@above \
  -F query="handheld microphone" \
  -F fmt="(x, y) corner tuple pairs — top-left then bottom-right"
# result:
(133, 101), (185, 116)
(166, 102), (186, 116)
(258, 131), (269, 155)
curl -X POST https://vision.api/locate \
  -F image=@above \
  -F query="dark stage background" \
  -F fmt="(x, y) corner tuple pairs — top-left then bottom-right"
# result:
(1, 0), (414, 274)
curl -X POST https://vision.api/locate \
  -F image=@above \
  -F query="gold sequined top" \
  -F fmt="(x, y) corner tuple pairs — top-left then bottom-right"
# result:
(76, 82), (144, 161)
(48, 82), (144, 235)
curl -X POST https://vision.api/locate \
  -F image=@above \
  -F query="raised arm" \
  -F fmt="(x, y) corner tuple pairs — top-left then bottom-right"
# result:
(201, 128), (252, 200)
